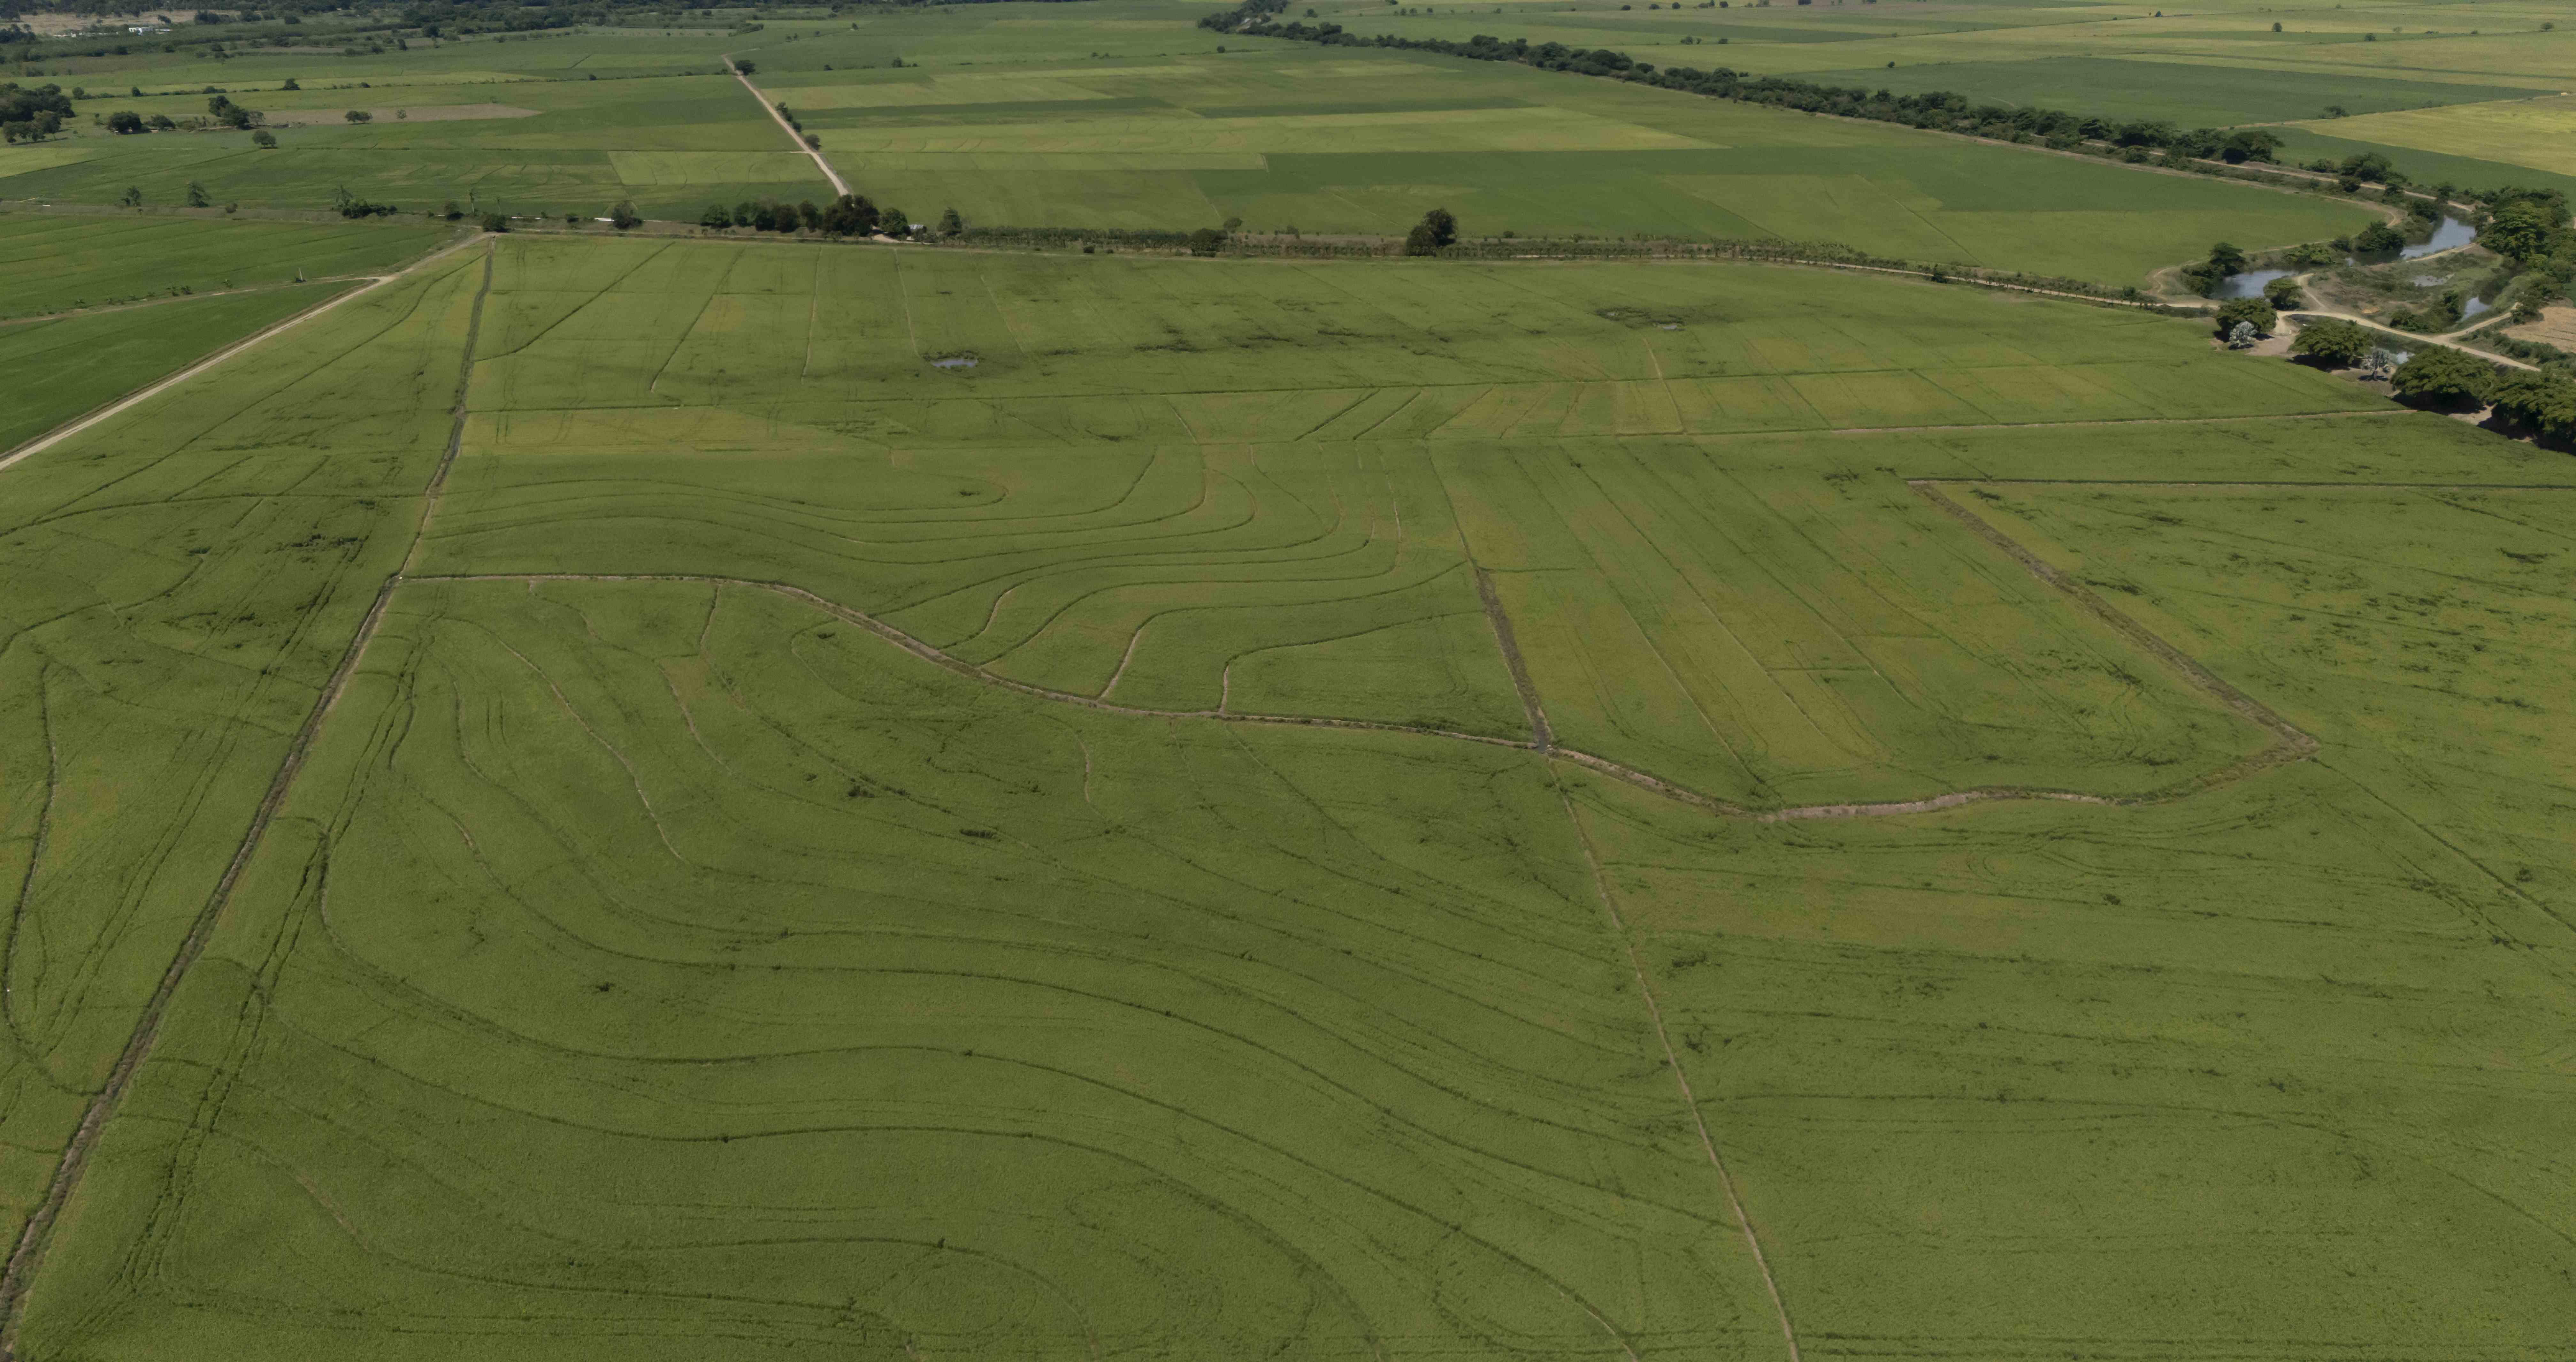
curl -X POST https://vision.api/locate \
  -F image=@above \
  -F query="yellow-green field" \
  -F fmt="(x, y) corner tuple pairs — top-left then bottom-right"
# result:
(2294, 94), (2576, 180)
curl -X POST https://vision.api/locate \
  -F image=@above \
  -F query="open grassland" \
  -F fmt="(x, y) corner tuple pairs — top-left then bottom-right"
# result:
(1, 0), (2388, 279)
(1294, 0), (2576, 197)
(0, 212), (447, 317)
(2, 233), (2572, 1358)
(0, 280), (349, 452)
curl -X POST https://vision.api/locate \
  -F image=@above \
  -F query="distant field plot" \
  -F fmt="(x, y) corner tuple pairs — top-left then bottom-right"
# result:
(1289, 0), (2576, 167)
(759, 44), (2373, 279)
(0, 0), (2433, 276)
(0, 70), (823, 218)
(1795, 55), (2538, 126)
(2293, 95), (2576, 180)
(2266, 125), (2576, 207)
(6, 229), (2576, 1359)
(0, 280), (344, 450)
(0, 212), (446, 317)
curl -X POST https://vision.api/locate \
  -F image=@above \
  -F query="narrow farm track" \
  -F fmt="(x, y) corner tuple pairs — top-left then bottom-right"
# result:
(0, 274), (387, 329)
(1474, 567), (1552, 749)
(1557, 777), (1802, 1362)
(2288, 307), (2541, 369)
(728, 58), (850, 197)
(0, 244), (499, 1361)
(0, 232), (485, 478)
(405, 561), (2319, 823)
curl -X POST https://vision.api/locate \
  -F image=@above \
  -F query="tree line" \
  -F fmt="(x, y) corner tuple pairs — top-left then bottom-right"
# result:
(1200, 4), (2290, 163)
(696, 195), (933, 239)
(1200, 0), (2574, 206)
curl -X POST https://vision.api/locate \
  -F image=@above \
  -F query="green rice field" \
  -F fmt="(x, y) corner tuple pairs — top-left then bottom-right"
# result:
(0, 279), (349, 449)
(2, 232), (2571, 1359)
(0, 212), (448, 317)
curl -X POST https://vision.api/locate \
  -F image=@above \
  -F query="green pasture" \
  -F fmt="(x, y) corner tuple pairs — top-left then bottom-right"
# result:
(0, 280), (345, 449)
(0, 211), (448, 316)
(4, 227), (2574, 1360)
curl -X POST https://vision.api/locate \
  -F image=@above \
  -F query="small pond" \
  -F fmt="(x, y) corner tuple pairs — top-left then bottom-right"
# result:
(2462, 295), (2493, 319)
(2400, 216), (2477, 259)
(2212, 268), (2291, 299)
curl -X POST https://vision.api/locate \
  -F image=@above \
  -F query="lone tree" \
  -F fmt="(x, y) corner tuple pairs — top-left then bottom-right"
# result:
(2389, 346), (2499, 409)
(2262, 275), (2303, 310)
(733, 58), (756, 75)
(610, 200), (642, 231)
(818, 194), (877, 236)
(106, 109), (145, 134)
(938, 206), (964, 236)
(1403, 207), (1458, 256)
(2213, 297), (2277, 338)
(2181, 241), (2248, 295)
(2289, 318), (2372, 368)
(344, 108), (372, 123)
(251, 128), (277, 148)
(185, 180), (208, 207)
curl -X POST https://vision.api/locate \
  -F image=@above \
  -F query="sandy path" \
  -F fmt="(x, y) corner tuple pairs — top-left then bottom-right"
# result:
(728, 59), (850, 198)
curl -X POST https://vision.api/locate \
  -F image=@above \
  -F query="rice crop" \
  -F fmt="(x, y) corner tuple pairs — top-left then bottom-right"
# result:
(4, 233), (2571, 1360)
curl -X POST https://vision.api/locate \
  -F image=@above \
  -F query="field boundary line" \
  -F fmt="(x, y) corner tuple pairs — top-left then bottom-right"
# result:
(0, 274), (397, 329)
(0, 233), (487, 479)
(404, 571), (2313, 822)
(1908, 480), (2319, 765)
(1553, 774), (1800, 1362)
(727, 57), (850, 197)
(1931, 478), (2576, 491)
(1474, 567), (1552, 749)
(0, 244), (498, 1359)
